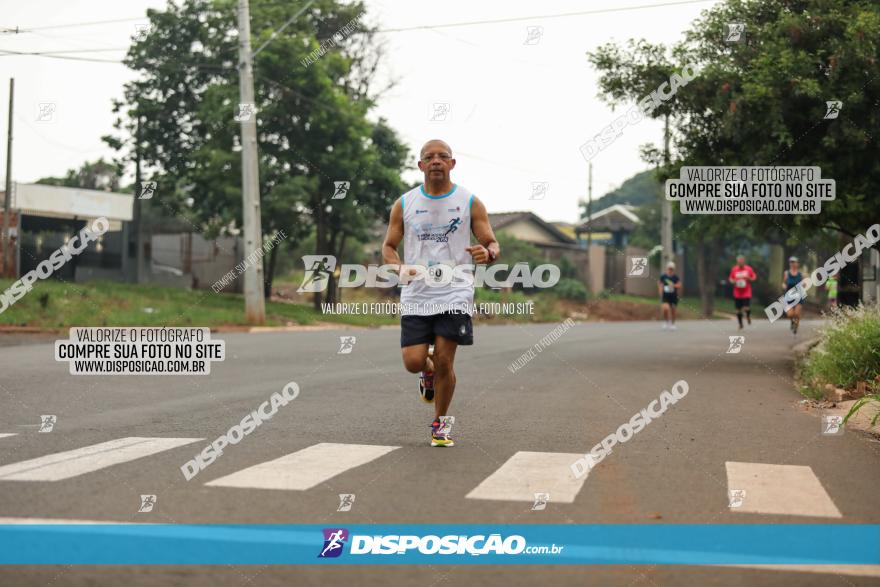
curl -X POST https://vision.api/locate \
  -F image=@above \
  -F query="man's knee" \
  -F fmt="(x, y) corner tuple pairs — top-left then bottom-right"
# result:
(402, 353), (425, 373)
(433, 354), (454, 376)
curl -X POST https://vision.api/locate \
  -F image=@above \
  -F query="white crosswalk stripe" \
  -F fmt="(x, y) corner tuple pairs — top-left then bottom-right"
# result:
(205, 442), (400, 491)
(466, 451), (587, 503)
(0, 434), (17, 440)
(725, 461), (842, 518)
(0, 437), (202, 482)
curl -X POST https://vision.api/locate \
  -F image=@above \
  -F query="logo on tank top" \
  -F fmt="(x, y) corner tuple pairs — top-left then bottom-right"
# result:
(415, 218), (461, 243)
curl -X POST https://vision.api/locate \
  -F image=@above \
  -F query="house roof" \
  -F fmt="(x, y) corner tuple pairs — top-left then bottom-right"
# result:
(576, 204), (640, 232)
(488, 211), (577, 245)
(551, 222), (577, 240)
(6, 183), (133, 222)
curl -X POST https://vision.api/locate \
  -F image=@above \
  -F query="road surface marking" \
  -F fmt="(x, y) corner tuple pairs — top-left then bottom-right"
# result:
(0, 434), (17, 440)
(205, 443), (400, 491)
(725, 461), (842, 518)
(465, 451), (587, 503)
(0, 437), (203, 482)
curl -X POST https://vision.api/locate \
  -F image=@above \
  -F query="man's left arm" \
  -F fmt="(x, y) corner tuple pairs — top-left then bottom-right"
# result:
(467, 196), (500, 264)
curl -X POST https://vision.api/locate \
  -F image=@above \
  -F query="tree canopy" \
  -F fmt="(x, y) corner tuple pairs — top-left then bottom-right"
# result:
(104, 0), (409, 301)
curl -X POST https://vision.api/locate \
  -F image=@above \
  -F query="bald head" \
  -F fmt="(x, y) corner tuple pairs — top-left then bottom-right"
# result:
(420, 139), (452, 160)
(417, 139), (456, 190)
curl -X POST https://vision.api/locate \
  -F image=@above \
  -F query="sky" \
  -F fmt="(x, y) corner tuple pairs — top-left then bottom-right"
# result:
(0, 0), (722, 224)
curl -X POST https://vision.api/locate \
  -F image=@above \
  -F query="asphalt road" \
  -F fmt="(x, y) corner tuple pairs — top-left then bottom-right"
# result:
(1, 318), (879, 586)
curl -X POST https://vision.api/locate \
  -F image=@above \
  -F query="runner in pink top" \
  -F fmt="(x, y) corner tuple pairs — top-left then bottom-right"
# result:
(729, 255), (757, 330)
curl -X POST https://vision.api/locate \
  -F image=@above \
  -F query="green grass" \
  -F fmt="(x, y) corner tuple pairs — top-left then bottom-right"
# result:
(0, 279), (397, 329)
(800, 304), (880, 399)
(473, 288), (562, 322)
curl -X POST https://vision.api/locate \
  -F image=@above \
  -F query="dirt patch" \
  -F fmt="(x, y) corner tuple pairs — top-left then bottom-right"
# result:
(560, 299), (708, 322)
(797, 398), (880, 439)
(581, 299), (659, 321)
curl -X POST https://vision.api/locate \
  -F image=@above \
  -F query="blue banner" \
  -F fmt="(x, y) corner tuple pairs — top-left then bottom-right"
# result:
(0, 524), (877, 565)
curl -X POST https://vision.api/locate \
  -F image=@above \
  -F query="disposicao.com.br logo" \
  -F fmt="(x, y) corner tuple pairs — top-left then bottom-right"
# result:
(317, 528), (563, 558)
(297, 255), (560, 292)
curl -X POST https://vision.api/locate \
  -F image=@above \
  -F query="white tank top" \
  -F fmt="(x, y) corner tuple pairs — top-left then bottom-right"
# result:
(400, 184), (475, 316)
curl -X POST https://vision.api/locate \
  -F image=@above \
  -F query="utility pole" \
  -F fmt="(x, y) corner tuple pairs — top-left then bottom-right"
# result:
(660, 114), (673, 269)
(133, 115), (143, 283)
(585, 162), (593, 294)
(2, 78), (13, 277)
(236, 0), (266, 323)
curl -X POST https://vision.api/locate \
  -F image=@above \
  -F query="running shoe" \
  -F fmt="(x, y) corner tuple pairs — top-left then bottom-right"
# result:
(670, 324), (677, 331)
(430, 417), (454, 447)
(419, 371), (435, 403)
(419, 345), (435, 403)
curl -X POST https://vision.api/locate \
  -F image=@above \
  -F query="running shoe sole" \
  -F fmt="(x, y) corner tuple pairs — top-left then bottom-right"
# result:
(420, 377), (435, 403)
(431, 436), (454, 447)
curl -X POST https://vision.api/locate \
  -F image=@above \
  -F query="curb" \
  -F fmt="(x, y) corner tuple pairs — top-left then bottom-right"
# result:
(792, 336), (822, 359)
(0, 326), (65, 334)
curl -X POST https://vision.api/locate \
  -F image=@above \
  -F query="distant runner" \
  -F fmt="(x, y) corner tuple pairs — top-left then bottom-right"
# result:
(728, 255), (757, 330)
(782, 256), (805, 335)
(826, 274), (838, 309)
(382, 139), (500, 447)
(658, 262), (682, 330)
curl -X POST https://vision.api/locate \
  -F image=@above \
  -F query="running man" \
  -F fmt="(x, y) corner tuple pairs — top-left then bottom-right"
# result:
(382, 139), (500, 447)
(826, 274), (839, 309)
(782, 256), (805, 334)
(658, 262), (682, 330)
(728, 255), (757, 330)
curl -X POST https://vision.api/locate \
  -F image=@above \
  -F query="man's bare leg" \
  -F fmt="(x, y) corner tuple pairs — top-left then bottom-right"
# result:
(433, 336), (458, 418)
(402, 343), (432, 374)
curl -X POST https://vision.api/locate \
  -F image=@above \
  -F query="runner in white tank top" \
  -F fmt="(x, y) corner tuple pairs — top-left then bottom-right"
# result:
(399, 183), (475, 316)
(382, 139), (501, 447)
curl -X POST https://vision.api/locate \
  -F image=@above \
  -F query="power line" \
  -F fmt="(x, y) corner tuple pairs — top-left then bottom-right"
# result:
(0, 47), (127, 55)
(16, 16), (146, 32)
(375, 0), (717, 32)
(0, 0), (719, 65)
(4, 0), (716, 37)
(0, 49), (122, 63)
(253, 0), (316, 57)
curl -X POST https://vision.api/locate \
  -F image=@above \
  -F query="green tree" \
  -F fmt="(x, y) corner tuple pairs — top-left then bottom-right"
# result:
(105, 0), (408, 304)
(36, 158), (122, 191)
(581, 169), (662, 217)
(588, 0), (880, 314)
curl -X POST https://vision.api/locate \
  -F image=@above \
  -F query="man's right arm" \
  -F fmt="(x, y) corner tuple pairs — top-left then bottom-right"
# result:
(382, 198), (404, 268)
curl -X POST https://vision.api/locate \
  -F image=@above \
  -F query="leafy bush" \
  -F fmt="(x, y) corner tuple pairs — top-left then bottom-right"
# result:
(801, 304), (880, 396)
(554, 278), (588, 302)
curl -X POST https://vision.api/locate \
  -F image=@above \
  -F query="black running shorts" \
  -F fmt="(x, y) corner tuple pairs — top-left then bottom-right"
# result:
(734, 297), (751, 309)
(400, 311), (474, 348)
(661, 293), (678, 306)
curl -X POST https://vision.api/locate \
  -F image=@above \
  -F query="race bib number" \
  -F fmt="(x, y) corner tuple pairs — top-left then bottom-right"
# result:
(427, 261), (455, 284)
(735, 279), (746, 288)
(663, 284), (674, 293)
